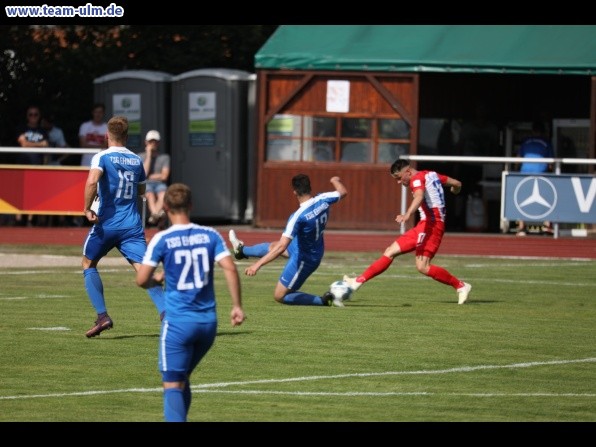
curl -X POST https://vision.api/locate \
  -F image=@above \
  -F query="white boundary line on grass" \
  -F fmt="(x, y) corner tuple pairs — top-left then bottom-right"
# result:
(1, 357), (594, 401)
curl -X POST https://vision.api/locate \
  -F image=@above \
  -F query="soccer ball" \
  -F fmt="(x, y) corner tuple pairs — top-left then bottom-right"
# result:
(329, 280), (352, 303)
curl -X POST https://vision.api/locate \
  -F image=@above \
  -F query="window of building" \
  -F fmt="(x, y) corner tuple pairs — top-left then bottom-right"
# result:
(265, 114), (410, 163)
(378, 118), (410, 163)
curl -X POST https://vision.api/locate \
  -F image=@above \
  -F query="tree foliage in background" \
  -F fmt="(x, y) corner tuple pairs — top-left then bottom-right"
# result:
(0, 25), (278, 160)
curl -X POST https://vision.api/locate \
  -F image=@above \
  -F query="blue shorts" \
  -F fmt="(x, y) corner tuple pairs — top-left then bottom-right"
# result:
(145, 182), (167, 195)
(83, 225), (147, 263)
(279, 253), (321, 291)
(159, 320), (217, 382)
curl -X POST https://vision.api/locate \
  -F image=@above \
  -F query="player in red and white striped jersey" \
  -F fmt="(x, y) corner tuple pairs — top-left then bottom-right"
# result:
(343, 158), (472, 304)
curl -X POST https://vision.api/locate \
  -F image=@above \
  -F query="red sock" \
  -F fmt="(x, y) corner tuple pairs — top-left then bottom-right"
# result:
(357, 255), (393, 282)
(427, 265), (462, 289)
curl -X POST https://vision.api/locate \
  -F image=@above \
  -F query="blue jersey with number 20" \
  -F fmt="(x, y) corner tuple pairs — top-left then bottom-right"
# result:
(142, 224), (231, 323)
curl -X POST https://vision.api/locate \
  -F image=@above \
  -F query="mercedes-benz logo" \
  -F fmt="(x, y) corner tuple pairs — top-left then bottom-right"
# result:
(513, 176), (557, 220)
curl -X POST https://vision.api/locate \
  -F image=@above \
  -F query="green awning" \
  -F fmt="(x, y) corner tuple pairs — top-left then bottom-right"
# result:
(255, 25), (596, 75)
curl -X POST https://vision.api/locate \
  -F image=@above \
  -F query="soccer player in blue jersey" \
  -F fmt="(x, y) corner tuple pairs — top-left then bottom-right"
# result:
(82, 116), (165, 338)
(136, 183), (245, 422)
(228, 174), (348, 307)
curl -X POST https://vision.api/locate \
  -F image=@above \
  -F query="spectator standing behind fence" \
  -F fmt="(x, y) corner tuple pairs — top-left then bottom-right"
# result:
(16, 105), (49, 164)
(42, 114), (71, 165)
(15, 105), (49, 226)
(79, 103), (107, 167)
(139, 130), (170, 227)
(515, 120), (554, 237)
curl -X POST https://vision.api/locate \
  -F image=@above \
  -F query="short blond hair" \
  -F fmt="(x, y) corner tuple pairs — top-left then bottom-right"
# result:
(165, 183), (192, 213)
(107, 116), (128, 145)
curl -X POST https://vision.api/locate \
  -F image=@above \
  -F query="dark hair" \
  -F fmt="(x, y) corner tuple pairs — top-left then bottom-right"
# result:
(390, 158), (410, 175)
(26, 105), (41, 114)
(92, 103), (105, 112)
(292, 173), (312, 196)
(42, 113), (56, 124)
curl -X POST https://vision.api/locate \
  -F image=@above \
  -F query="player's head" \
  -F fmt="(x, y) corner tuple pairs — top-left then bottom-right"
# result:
(106, 116), (128, 146)
(292, 173), (312, 197)
(164, 183), (192, 214)
(390, 158), (410, 175)
(390, 159), (413, 186)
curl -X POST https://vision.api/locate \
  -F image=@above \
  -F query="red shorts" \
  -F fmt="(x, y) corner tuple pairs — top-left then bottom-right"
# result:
(396, 220), (445, 258)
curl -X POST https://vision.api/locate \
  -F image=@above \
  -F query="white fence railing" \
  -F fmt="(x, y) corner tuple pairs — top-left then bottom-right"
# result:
(1, 149), (593, 236)
(0, 147), (100, 156)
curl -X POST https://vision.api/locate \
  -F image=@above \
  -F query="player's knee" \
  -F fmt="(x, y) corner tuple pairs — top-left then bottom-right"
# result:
(416, 264), (430, 275)
(383, 251), (399, 261)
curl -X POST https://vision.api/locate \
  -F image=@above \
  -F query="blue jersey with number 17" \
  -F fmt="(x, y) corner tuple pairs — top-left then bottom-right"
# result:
(142, 224), (231, 323)
(90, 146), (146, 231)
(283, 191), (341, 264)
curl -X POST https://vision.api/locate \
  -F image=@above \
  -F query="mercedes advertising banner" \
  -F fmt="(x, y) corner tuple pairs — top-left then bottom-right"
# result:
(503, 173), (596, 224)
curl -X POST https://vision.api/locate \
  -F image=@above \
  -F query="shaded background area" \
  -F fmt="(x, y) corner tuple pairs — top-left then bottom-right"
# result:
(0, 25), (279, 155)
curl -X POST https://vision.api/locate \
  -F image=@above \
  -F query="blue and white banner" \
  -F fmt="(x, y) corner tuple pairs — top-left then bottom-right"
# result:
(503, 173), (596, 223)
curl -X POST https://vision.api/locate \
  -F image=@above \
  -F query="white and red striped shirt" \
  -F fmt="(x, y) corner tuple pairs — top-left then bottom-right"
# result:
(409, 170), (448, 223)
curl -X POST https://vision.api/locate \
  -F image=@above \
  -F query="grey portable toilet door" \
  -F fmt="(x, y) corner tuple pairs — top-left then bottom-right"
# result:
(178, 81), (231, 219)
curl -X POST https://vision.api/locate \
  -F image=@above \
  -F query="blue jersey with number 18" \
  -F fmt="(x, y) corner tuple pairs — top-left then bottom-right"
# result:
(90, 146), (146, 230)
(142, 224), (231, 323)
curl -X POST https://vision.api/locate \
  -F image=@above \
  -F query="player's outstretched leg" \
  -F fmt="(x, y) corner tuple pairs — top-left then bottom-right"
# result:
(457, 282), (472, 305)
(343, 275), (363, 292)
(228, 229), (247, 260)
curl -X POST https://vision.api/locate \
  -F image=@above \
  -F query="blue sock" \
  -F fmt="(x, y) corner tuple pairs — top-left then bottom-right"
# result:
(184, 381), (192, 414)
(83, 268), (107, 314)
(243, 242), (271, 258)
(147, 285), (165, 315)
(164, 388), (186, 422)
(283, 292), (324, 306)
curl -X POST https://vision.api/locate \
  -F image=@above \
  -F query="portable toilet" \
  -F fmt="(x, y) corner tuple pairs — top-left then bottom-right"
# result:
(94, 70), (173, 153)
(170, 68), (254, 222)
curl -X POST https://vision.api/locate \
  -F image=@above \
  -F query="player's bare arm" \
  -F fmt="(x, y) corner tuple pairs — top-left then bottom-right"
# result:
(219, 256), (245, 326)
(395, 189), (424, 224)
(330, 176), (348, 199)
(136, 264), (156, 288)
(83, 168), (102, 223)
(445, 176), (462, 195)
(244, 236), (291, 276)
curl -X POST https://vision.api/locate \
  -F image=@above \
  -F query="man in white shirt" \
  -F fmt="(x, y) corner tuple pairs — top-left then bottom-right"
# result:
(79, 103), (107, 167)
